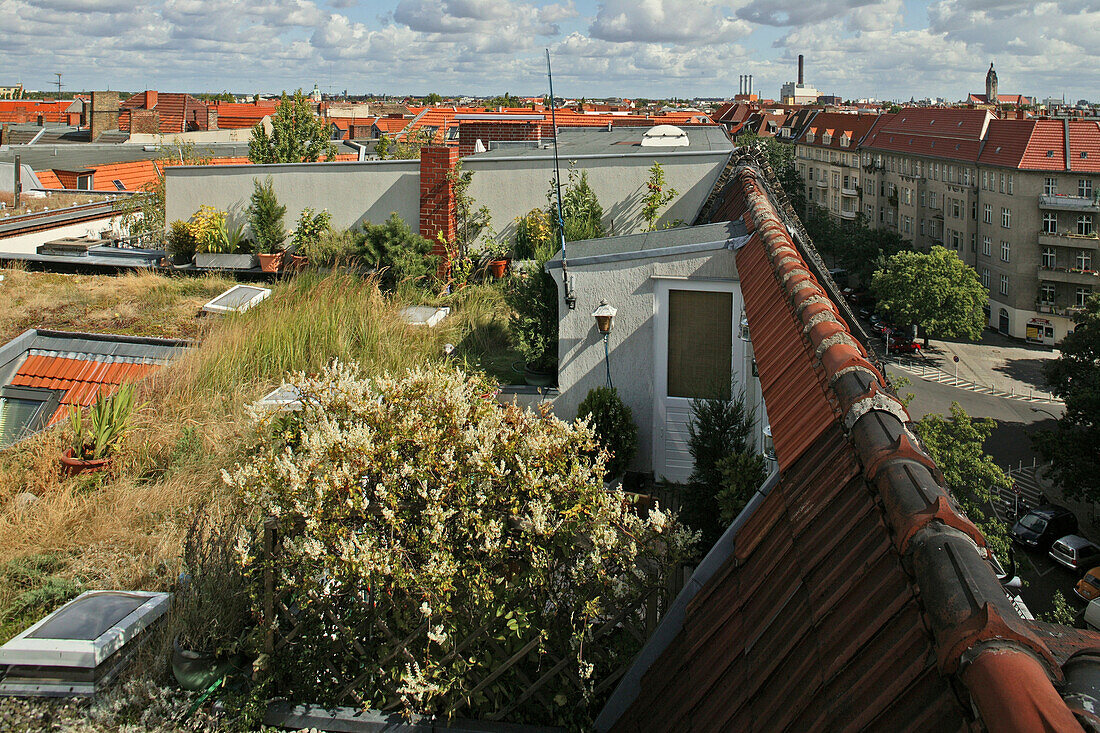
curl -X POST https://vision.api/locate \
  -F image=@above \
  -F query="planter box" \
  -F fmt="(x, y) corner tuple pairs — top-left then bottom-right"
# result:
(194, 253), (257, 270)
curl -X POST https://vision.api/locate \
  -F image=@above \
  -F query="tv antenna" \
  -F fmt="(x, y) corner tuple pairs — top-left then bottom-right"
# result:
(546, 49), (576, 310)
(54, 73), (63, 96)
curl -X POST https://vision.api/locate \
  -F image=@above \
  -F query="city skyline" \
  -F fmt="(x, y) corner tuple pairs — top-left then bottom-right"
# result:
(1, 0), (1097, 102)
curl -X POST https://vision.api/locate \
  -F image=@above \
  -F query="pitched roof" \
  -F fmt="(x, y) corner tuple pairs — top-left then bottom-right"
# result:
(597, 152), (1100, 733)
(11, 352), (160, 425)
(119, 92), (209, 134)
(795, 111), (879, 149)
(862, 108), (994, 162)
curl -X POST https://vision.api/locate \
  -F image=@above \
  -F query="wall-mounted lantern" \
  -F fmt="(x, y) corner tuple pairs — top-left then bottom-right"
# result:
(739, 310), (751, 342)
(762, 424), (777, 472)
(592, 299), (617, 388)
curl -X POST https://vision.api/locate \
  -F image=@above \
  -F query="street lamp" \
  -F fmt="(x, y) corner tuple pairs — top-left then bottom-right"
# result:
(1031, 406), (1059, 420)
(592, 299), (616, 389)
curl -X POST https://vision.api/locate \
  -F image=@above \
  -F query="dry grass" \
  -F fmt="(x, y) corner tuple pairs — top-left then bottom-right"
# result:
(0, 271), (517, 642)
(0, 190), (117, 219)
(0, 267), (239, 343)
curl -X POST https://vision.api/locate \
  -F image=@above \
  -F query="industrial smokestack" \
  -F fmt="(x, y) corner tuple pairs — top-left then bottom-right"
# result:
(798, 55), (804, 85)
(739, 75), (743, 95)
(749, 75), (753, 96)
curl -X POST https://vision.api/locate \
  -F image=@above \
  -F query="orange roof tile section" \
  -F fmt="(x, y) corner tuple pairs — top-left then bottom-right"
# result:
(34, 170), (63, 189)
(10, 354), (159, 426)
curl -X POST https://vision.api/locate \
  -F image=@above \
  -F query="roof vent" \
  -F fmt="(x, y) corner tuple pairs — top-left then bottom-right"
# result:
(1047, 150), (1055, 157)
(1082, 152), (1089, 159)
(641, 125), (689, 147)
(995, 146), (1002, 153)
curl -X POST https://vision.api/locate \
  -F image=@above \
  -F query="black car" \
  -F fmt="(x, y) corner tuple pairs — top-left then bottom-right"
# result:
(1011, 505), (1078, 551)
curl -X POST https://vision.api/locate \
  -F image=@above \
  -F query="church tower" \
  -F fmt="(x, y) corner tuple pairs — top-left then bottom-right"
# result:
(985, 62), (998, 103)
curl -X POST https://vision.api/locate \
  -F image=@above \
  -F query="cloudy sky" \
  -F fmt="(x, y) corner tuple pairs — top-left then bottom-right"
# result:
(2, 0), (1096, 102)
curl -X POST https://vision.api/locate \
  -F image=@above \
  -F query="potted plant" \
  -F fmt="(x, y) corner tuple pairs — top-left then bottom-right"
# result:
(289, 207), (332, 270)
(60, 383), (142, 476)
(485, 239), (511, 279)
(506, 267), (558, 386)
(165, 219), (196, 266)
(192, 207), (255, 270)
(249, 177), (287, 273)
(577, 386), (638, 488)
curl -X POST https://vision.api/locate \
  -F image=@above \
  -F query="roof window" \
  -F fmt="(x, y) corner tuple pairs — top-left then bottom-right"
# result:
(1082, 152), (1089, 159)
(112, 180), (125, 190)
(0, 386), (61, 448)
(201, 285), (271, 315)
(641, 125), (689, 147)
(1047, 150), (1055, 157)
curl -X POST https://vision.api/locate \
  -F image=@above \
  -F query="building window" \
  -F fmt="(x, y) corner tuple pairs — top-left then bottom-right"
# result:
(1000, 241), (1010, 262)
(982, 170), (988, 190)
(1042, 247), (1056, 267)
(999, 173), (1005, 193)
(981, 268), (990, 287)
(971, 233), (977, 252)
(920, 219), (926, 236)
(1007, 174), (1014, 194)
(1001, 208), (1011, 228)
(1045, 177), (1058, 195)
(1040, 283), (1055, 304)
(1077, 250), (1092, 270)
(1078, 215), (1093, 236)
(1000, 274), (1009, 296)
(921, 190), (926, 208)
(952, 199), (961, 218)
(1080, 179), (1093, 198)
(971, 201), (977, 220)
(952, 230), (961, 248)
(930, 192), (938, 208)
(982, 236), (992, 256)
(832, 172), (840, 188)
(983, 204), (992, 223)
(1076, 287), (1092, 307)
(1043, 213), (1058, 234)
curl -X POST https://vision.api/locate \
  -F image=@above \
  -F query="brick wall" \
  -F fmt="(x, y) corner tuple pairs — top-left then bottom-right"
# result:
(419, 146), (460, 259)
(457, 120), (541, 156)
(129, 109), (160, 135)
(89, 91), (120, 141)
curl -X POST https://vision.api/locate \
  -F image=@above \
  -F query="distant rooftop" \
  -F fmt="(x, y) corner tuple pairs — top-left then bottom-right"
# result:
(469, 125), (732, 160)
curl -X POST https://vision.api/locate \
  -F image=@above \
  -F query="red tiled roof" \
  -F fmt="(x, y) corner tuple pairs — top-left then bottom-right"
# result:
(33, 170), (63, 189)
(119, 91), (209, 134)
(90, 160), (160, 191)
(862, 108), (994, 162)
(210, 101), (279, 129)
(10, 353), (159, 426)
(795, 111), (879, 150)
(601, 153), (1099, 733)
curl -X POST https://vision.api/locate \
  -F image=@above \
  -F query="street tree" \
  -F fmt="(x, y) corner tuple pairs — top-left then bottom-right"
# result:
(734, 131), (805, 212)
(913, 402), (1012, 561)
(248, 89), (336, 164)
(871, 246), (987, 343)
(1034, 295), (1100, 501)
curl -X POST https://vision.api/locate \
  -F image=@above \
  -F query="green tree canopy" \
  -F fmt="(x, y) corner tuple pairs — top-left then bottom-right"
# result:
(871, 246), (987, 341)
(734, 132), (805, 212)
(913, 402), (1011, 561)
(806, 210), (910, 283)
(1034, 295), (1100, 501)
(248, 89), (336, 164)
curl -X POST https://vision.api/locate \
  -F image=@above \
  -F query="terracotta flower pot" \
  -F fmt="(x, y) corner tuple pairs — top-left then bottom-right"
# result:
(60, 448), (110, 477)
(289, 254), (308, 271)
(489, 259), (508, 278)
(257, 252), (284, 273)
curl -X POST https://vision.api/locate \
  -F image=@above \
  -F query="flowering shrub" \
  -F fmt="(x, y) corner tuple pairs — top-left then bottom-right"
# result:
(227, 362), (694, 726)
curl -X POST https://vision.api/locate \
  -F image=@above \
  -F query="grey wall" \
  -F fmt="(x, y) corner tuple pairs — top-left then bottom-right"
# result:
(550, 247), (761, 474)
(165, 160), (421, 232)
(463, 151), (730, 245)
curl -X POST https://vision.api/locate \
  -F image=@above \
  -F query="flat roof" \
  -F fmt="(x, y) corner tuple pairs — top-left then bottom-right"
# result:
(547, 220), (747, 268)
(471, 125), (733, 159)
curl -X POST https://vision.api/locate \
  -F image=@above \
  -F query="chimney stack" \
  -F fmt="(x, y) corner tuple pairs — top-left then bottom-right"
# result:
(739, 75), (743, 95)
(749, 75), (753, 96)
(798, 55), (804, 85)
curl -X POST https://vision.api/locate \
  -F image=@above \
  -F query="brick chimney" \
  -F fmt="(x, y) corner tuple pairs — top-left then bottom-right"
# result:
(145, 90), (158, 109)
(419, 146), (460, 259)
(89, 91), (120, 142)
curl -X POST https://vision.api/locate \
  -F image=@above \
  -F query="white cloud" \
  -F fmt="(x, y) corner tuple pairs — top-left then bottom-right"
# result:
(589, 0), (751, 42)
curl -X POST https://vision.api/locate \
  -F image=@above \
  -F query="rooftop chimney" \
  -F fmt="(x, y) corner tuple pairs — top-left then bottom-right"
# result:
(798, 55), (804, 85)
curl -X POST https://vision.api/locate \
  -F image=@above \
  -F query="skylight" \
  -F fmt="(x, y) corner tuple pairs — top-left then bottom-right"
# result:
(399, 305), (451, 327)
(201, 285), (271, 314)
(641, 125), (689, 147)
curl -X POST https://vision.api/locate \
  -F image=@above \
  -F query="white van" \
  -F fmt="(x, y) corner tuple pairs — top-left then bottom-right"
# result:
(1085, 597), (1100, 631)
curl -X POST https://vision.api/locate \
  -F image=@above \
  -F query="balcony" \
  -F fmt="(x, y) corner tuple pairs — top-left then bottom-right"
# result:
(1034, 300), (1086, 318)
(1038, 231), (1100, 250)
(839, 209), (857, 220)
(1037, 265), (1100, 286)
(841, 186), (859, 197)
(1039, 194), (1100, 212)
(816, 179), (828, 188)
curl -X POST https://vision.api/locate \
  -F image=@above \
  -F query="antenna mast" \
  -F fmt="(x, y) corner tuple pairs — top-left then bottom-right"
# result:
(546, 49), (576, 309)
(54, 73), (62, 97)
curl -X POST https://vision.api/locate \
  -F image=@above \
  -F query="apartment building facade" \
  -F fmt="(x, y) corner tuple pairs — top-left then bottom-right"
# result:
(792, 111), (883, 223)
(850, 108), (1099, 343)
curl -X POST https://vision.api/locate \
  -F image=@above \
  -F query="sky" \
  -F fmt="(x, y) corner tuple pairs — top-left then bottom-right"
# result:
(1, 0), (1096, 103)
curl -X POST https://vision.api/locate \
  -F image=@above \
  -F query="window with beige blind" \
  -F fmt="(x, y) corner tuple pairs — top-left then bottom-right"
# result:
(667, 290), (732, 399)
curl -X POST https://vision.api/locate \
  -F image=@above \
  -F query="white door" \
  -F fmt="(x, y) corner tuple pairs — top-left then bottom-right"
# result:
(653, 280), (744, 483)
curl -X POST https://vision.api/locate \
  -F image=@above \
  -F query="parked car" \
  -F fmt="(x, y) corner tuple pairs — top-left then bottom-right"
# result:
(1011, 505), (1078, 550)
(1050, 535), (1100, 572)
(887, 340), (922, 354)
(1075, 567), (1100, 602)
(1086, 597), (1100, 630)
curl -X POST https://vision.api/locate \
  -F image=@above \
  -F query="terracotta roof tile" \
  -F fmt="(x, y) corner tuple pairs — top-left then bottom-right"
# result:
(9, 354), (159, 426)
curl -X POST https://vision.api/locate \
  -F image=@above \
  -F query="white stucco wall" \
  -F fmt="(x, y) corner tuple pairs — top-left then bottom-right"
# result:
(550, 247), (765, 476)
(164, 160), (421, 232)
(463, 151), (730, 244)
(0, 215), (121, 255)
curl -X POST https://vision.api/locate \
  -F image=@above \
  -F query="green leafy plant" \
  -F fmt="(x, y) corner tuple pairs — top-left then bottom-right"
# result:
(506, 267), (558, 373)
(514, 208), (553, 261)
(248, 178), (287, 254)
(228, 362), (696, 725)
(68, 382), (143, 460)
(166, 219), (197, 260)
(577, 387), (638, 479)
(290, 207), (333, 254)
(298, 228), (352, 266)
(248, 89), (336, 164)
(189, 206), (232, 254)
(715, 450), (767, 524)
(548, 165), (605, 243)
(352, 213), (438, 290)
(641, 161), (678, 231)
(1040, 591), (1077, 625)
(448, 162), (492, 256)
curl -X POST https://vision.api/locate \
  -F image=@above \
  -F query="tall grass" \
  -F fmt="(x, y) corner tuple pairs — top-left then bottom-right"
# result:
(0, 271), (518, 641)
